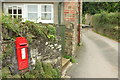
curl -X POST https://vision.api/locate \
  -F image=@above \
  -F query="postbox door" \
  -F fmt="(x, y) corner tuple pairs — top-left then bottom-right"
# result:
(17, 47), (29, 70)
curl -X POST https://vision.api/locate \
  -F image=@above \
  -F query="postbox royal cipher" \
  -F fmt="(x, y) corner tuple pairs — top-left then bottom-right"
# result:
(15, 37), (29, 70)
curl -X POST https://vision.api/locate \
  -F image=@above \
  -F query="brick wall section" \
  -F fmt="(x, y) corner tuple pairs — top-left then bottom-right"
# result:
(64, 0), (81, 55)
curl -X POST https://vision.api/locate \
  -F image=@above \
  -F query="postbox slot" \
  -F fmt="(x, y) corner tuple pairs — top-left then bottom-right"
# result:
(19, 43), (27, 46)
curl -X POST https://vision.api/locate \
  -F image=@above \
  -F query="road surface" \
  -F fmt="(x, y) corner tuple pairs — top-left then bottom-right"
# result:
(66, 28), (118, 78)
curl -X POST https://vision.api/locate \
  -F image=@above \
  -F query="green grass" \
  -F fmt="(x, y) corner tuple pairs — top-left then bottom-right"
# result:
(64, 55), (76, 63)
(93, 30), (119, 42)
(70, 58), (76, 63)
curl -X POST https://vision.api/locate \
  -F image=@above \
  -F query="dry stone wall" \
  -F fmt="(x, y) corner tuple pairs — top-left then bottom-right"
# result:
(30, 38), (61, 69)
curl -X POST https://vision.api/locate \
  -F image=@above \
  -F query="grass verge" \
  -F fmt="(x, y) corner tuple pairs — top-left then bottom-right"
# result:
(93, 30), (119, 42)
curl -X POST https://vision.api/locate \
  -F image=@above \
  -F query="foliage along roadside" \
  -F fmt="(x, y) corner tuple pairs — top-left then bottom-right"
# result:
(64, 55), (76, 63)
(92, 12), (120, 42)
(83, 2), (119, 15)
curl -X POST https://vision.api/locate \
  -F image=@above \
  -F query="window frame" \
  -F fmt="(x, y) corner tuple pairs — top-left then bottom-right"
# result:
(5, 3), (54, 23)
(7, 5), (23, 19)
(40, 4), (54, 23)
(25, 4), (39, 22)
(25, 4), (54, 23)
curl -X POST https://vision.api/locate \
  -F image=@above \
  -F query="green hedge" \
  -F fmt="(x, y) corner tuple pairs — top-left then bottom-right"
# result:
(92, 12), (120, 41)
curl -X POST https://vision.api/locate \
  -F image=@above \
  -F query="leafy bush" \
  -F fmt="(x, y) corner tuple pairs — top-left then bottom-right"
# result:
(82, 16), (85, 24)
(70, 58), (76, 63)
(64, 55), (76, 63)
(47, 25), (56, 35)
(46, 25), (56, 41)
(1, 14), (23, 40)
(64, 55), (72, 59)
(24, 61), (61, 78)
(24, 72), (36, 78)
(92, 12), (119, 41)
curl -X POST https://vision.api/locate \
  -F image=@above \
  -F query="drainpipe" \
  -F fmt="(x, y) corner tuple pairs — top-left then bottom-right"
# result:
(58, 2), (62, 25)
(77, 0), (81, 45)
(58, 2), (65, 56)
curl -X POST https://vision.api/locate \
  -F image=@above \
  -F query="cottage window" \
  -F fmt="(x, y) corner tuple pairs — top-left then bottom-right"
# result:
(40, 4), (53, 23)
(26, 4), (53, 23)
(8, 6), (22, 19)
(6, 4), (53, 23)
(27, 5), (38, 21)
(41, 5), (52, 20)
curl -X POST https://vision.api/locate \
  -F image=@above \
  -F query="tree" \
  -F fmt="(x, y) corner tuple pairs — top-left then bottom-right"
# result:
(83, 2), (119, 15)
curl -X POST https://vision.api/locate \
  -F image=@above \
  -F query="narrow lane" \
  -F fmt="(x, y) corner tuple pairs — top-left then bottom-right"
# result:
(66, 28), (118, 78)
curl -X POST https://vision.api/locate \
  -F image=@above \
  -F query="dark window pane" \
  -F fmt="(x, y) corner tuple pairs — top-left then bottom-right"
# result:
(8, 7), (12, 14)
(18, 15), (22, 18)
(13, 15), (17, 18)
(18, 9), (22, 14)
(8, 9), (12, 14)
(18, 15), (22, 21)
(13, 9), (17, 14)
(10, 15), (12, 18)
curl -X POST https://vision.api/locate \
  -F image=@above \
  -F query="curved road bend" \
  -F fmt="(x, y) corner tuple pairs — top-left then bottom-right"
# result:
(67, 28), (118, 78)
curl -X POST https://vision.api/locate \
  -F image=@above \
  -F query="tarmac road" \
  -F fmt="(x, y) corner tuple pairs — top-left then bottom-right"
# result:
(66, 28), (118, 78)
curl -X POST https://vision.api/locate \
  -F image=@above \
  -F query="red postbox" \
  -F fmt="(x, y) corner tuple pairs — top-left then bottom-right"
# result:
(15, 37), (29, 70)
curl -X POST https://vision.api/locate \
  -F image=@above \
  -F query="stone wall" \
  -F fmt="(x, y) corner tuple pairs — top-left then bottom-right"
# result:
(64, 23), (74, 56)
(85, 13), (92, 25)
(30, 38), (61, 69)
(1, 37), (61, 72)
(1, 22), (62, 75)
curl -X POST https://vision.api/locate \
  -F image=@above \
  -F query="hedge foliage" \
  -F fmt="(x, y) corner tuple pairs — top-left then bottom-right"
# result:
(92, 12), (120, 41)
(83, 2), (119, 15)
(1, 14), (56, 43)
